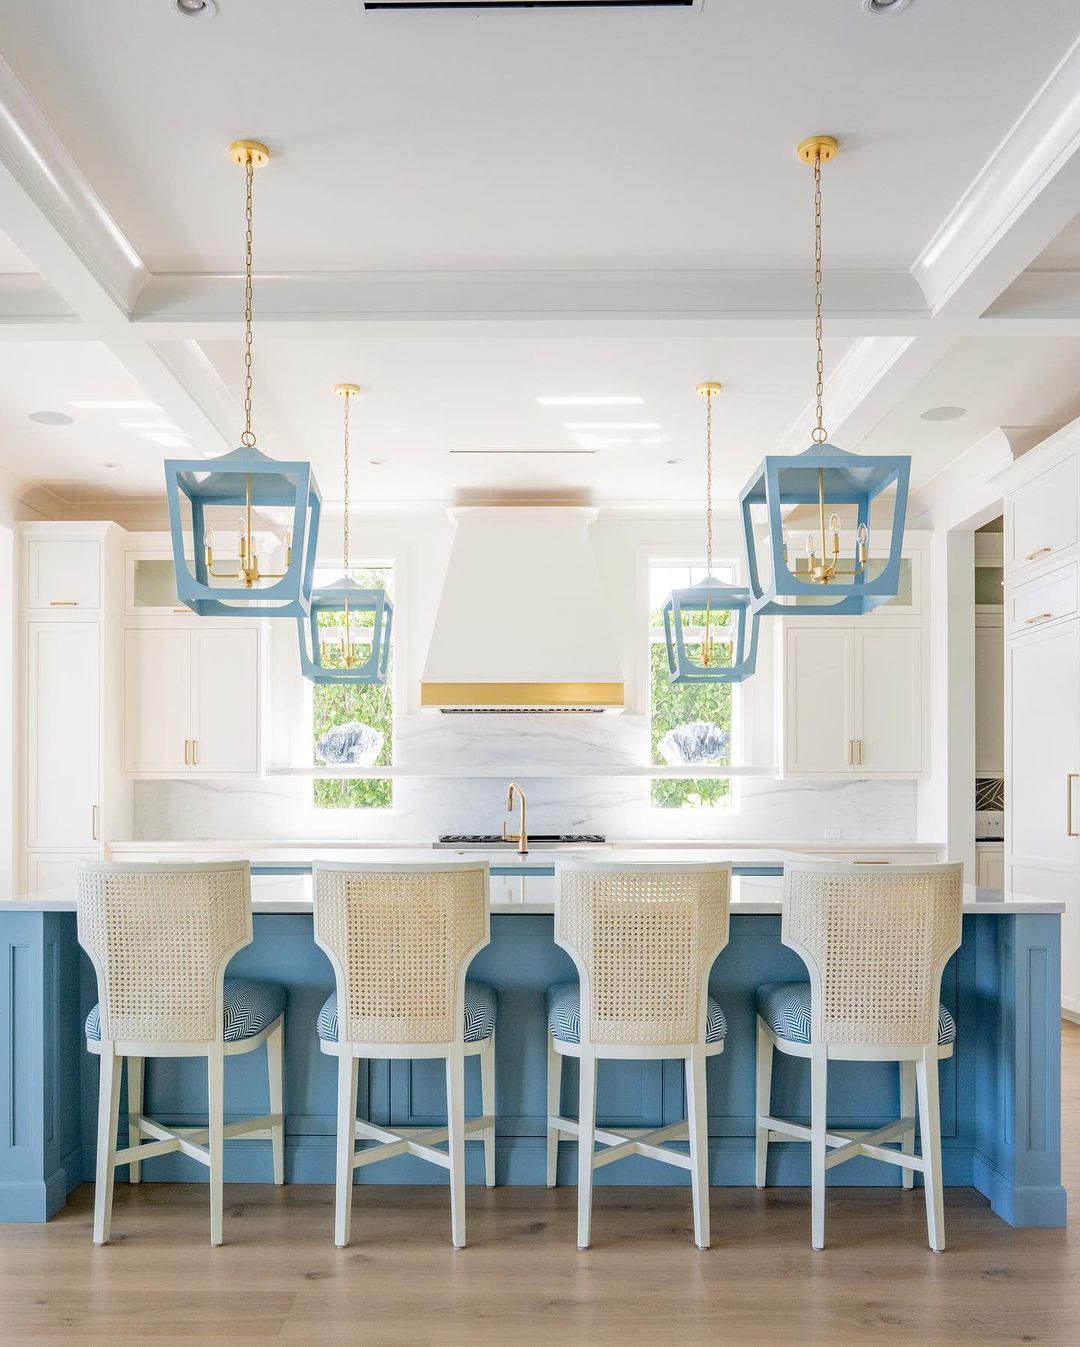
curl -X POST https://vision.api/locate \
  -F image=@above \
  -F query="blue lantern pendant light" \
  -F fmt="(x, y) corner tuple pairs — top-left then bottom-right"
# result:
(662, 383), (760, 684)
(739, 136), (910, 618)
(297, 384), (393, 685)
(165, 141), (321, 618)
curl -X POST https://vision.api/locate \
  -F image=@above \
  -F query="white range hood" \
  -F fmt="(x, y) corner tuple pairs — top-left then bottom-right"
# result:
(420, 507), (625, 712)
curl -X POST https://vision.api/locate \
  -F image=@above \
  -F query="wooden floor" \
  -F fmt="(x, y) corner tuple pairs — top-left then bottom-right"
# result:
(4, 1027), (1080, 1346)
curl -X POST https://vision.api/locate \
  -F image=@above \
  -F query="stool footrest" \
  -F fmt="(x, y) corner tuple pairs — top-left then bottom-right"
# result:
(350, 1115), (494, 1172)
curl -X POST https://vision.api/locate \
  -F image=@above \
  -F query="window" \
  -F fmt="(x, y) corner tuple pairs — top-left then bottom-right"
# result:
(649, 560), (736, 810)
(312, 565), (393, 810)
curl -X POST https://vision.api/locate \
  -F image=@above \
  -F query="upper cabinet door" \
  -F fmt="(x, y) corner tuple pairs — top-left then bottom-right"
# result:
(26, 538), (102, 612)
(191, 628), (260, 775)
(854, 627), (922, 775)
(1007, 457), (1079, 574)
(27, 622), (100, 848)
(123, 628), (192, 774)
(782, 627), (854, 775)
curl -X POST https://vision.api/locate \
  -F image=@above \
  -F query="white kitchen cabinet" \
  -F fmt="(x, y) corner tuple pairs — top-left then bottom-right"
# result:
(26, 621), (101, 848)
(25, 851), (98, 900)
(123, 625), (261, 776)
(976, 842), (1005, 891)
(25, 535), (103, 612)
(1006, 561), (1078, 636)
(1006, 619), (1080, 1015)
(975, 611), (1004, 776)
(781, 625), (923, 777)
(1005, 454), (1078, 576)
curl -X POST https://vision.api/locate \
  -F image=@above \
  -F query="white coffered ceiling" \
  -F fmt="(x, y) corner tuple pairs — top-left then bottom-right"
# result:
(1, 1), (1080, 511)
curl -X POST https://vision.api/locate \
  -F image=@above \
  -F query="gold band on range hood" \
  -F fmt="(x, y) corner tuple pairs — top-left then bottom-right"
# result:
(420, 681), (625, 710)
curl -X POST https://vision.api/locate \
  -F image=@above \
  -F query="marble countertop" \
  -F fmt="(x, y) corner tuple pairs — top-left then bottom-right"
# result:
(106, 838), (945, 854)
(3, 859), (1063, 915)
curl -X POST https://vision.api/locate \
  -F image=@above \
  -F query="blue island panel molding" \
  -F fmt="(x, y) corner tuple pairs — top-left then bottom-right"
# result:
(0, 906), (1065, 1227)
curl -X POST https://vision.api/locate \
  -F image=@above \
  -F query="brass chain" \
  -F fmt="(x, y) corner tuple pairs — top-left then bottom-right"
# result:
(341, 391), (351, 576)
(241, 156), (256, 449)
(812, 151), (828, 445)
(704, 390), (714, 574)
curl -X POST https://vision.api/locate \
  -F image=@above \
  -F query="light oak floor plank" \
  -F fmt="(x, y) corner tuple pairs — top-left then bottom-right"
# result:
(2, 1023), (1078, 1346)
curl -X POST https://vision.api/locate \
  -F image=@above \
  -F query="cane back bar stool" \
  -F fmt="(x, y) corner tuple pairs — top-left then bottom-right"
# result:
(546, 860), (732, 1250)
(755, 861), (963, 1252)
(77, 861), (286, 1247)
(313, 860), (496, 1249)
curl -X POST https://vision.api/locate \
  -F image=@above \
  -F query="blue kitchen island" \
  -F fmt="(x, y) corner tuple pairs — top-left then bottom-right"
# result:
(0, 858), (1066, 1229)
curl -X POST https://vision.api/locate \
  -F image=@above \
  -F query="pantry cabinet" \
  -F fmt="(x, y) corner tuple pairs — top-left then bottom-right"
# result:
(780, 624), (923, 777)
(123, 625), (262, 776)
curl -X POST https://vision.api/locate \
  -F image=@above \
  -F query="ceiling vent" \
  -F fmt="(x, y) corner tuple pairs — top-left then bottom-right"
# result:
(362, 0), (698, 11)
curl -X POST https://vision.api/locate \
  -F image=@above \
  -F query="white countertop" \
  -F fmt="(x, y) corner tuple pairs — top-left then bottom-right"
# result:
(3, 862), (1063, 916)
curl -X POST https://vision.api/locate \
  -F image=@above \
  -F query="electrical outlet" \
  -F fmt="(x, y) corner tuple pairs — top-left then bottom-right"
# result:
(824, 828), (841, 840)
(195, 828), (210, 839)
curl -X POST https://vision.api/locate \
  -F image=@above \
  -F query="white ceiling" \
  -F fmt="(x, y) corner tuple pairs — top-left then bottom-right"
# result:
(1, 1), (1077, 273)
(1, 2), (1080, 511)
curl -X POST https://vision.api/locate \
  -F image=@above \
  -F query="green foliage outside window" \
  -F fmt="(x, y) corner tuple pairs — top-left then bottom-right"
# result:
(649, 575), (733, 811)
(312, 567), (393, 810)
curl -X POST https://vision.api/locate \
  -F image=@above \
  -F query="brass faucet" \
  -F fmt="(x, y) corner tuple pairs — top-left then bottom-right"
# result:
(502, 782), (528, 855)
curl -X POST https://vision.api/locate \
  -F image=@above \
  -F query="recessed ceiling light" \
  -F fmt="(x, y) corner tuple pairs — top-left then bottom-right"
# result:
(563, 421), (661, 431)
(920, 405), (966, 422)
(172, 0), (217, 18)
(29, 410), (74, 426)
(538, 396), (644, 407)
(862, 0), (912, 12)
(70, 399), (162, 410)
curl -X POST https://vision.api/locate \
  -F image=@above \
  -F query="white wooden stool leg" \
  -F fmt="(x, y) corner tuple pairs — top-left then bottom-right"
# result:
(576, 1052), (597, 1250)
(917, 1048), (946, 1252)
(334, 1053), (359, 1248)
(900, 1059), (916, 1191)
(93, 1047), (122, 1246)
(127, 1056), (144, 1185)
(481, 1033), (496, 1189)
(686, 1049), (710, 1250)
(267, 1018), (285, 1185)
(546, 1035), (561, 1189)
(755, 1019), (773, 1189)
(208, 1049), (225, 1247)
(810, 1051), (828, 1251)
(446, 1048), (468, 1249)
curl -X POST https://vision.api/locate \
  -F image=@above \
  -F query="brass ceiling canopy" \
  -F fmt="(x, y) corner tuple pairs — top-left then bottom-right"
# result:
(796, 135), (839, 166)
(228, 139), (270, 169)
(695, 381), (722, 399)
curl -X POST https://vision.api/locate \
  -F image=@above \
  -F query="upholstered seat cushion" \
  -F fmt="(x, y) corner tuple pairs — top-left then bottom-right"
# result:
(545, 980), (728, 1045)
(85, 977), (286, 1043)
(316, 980), (497, 1043)
(755, 980), (957, 1046)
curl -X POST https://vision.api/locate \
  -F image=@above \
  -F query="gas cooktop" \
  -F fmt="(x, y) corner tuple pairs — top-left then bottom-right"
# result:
(435, 834), (607, 848)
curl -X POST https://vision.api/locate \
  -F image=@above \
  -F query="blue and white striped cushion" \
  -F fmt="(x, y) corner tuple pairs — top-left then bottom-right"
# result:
(84, 977), (285, 1043)
(755, 981), (956, 1046)
(316, 980), (497, 1043)
(545, 981), (728, 1045)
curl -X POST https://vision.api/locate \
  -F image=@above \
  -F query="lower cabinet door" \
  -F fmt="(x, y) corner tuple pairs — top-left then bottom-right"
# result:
(191, 628), (260, 774)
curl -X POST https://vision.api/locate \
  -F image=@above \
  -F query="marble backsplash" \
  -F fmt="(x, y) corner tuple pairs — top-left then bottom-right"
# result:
(132, 714), (918, 843)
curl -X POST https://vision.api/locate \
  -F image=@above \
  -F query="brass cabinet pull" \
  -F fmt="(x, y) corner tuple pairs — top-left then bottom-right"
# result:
(1069, 774), (1079, 838)
(857, 739), (863, 766)
(847, 739), (854, 765)
(49, 600), (77, 607)
(854, 859), (890, 864)
(192, 739), (199, 766)
(91, 805), (98, 842)
(1025, 545), (1052, 561)
(184, 739), (190, 765)
(1024, 612), (1054, 625)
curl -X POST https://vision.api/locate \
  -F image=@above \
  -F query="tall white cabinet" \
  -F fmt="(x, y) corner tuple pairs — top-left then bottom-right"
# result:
(1002, 429), (1080, 1016)
(20, 523), (128, 898)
